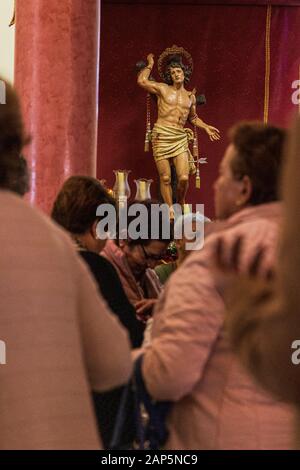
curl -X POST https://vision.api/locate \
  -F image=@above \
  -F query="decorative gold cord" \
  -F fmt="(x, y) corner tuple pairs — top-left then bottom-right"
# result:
(144, 93), (151, 152)
(264, 5), (272, 123)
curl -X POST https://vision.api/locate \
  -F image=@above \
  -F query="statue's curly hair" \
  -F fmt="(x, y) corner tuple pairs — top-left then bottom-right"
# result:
(164, 59), (192, 85)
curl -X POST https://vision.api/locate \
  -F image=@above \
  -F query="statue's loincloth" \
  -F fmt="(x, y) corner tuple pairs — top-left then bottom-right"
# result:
(151, 124), (196, 175)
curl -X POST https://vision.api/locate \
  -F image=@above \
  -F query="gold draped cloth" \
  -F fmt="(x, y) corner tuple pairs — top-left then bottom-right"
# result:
(151, 124), (196, 174)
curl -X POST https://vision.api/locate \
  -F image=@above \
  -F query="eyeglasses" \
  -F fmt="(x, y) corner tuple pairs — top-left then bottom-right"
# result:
(140, 244), (166, 262)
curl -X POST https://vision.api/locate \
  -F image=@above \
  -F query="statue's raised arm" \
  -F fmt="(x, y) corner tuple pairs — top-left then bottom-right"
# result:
(137, 54), (165, 95)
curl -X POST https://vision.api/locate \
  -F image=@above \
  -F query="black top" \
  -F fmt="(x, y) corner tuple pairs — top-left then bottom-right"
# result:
(80, 250), (144, 348)
(79, 250), (141, 449)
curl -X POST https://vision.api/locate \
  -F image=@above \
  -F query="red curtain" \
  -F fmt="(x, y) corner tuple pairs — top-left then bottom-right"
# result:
(98, 2), (300, 217)
(104, 1), (300, 5)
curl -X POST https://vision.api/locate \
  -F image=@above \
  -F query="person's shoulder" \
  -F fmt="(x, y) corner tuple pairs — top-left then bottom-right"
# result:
(80, 250), (106, 266)
(0, 190), (74, 249)
(0, 191), (85, 286)
(80, 250), (118, 275)
(155, 262), (176, 276)
(0, 190), (47, 227)
(201, 209), (281, 261)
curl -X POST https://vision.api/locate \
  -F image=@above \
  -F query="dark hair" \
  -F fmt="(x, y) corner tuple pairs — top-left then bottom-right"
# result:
(0, 78), (30, 189)
(120, 199), (174, 246)
(6, 155), (30, 196)
(228, 121), (286, 205)
(164, 61), (192, 85)
(51, 176), (115, 234)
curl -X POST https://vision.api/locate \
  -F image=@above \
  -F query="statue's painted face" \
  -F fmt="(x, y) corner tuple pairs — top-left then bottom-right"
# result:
(170, 66), (184, 84)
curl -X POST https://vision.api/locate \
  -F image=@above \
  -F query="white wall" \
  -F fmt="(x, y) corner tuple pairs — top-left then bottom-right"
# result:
(0, 0), (15, 83)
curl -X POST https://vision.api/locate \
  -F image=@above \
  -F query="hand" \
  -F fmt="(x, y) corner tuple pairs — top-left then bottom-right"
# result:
(147, 53), (154, 68)
(206, 125), (221, 142)
(135, 298), (157, 323)
(212, 236), (274, 299)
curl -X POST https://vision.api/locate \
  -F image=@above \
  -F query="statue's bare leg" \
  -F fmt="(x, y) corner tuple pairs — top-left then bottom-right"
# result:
(155, 158), (173, 207)
(173, 152), (189, 206)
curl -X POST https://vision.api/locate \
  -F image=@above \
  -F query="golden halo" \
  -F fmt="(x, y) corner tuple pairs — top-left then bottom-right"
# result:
(157, 45), (193, 81)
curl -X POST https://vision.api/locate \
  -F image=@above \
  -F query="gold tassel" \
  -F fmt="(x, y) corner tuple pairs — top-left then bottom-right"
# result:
(195, 168), (200, 189)
(193, 137), (198, 158)
(194, 124), (200, 189)
(144, 134), (150, 152)
(193, 124), (199, 158)
(145, 93), (151, 152)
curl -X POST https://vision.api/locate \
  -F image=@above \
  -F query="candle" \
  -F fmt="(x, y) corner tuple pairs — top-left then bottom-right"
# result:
(140, 180), (147, 200)
(118, 172), (125, 197)
(183, 204), (191, 215)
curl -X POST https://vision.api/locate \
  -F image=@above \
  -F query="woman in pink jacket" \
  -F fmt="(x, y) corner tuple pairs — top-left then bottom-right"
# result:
(212, 117), (300, 449)
(141, 122), (295, 450)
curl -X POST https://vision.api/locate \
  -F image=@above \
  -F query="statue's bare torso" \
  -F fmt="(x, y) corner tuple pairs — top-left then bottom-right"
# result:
(156, 85), (193, 128)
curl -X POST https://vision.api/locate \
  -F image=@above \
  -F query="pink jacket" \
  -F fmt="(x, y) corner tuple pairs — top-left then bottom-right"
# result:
(0, 191), (132, 449)
(142, 202), (295, 450)
(222, 118), (300, 448)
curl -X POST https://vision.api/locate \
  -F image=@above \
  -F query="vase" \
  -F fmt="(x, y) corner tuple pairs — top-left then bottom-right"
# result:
(134, 178), (153, 201)
(113, 170), (131, 199)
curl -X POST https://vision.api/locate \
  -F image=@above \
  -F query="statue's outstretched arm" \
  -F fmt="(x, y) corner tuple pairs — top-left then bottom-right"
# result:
(189, 96), (221, 142)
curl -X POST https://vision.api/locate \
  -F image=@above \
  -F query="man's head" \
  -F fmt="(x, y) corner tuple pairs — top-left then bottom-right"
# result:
(0, 77), (29, 191)
(214, 121), (286, 220)
(118, 200), (174, 278)
(164, 59), (192, 85)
